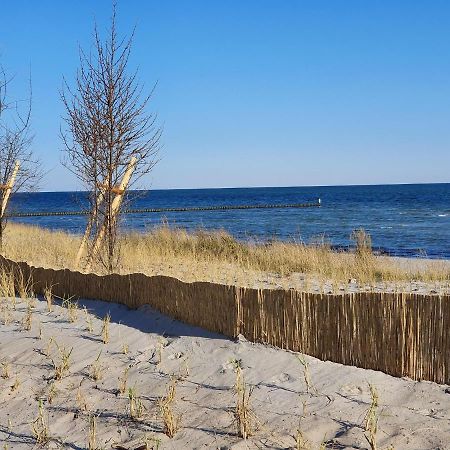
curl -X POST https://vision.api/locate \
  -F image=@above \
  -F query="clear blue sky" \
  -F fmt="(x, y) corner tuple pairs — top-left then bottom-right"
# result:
(1, 1), (450, 191)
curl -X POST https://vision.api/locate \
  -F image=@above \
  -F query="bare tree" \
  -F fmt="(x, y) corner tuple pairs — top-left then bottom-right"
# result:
(0, 66), (41, 251)
(61, 6), (161, 273)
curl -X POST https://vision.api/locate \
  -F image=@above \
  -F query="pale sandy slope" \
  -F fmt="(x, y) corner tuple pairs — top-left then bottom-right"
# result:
(0, 296), (449, 449)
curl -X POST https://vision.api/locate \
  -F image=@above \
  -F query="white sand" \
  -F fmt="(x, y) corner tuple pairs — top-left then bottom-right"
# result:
(0, 296), (449, 449)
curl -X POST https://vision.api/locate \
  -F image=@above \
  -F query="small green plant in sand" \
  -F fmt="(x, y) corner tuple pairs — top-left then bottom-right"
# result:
(158, 376), (181, 438)
(89, 351), (103, 381)
(233, 365), (257, 440)
(31, 399), (49, 444)
(101, 313), (111, 344)
(128, 385), (145, 420)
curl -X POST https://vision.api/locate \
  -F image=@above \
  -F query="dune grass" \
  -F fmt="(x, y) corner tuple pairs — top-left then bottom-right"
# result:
(2, 222), (450, 290)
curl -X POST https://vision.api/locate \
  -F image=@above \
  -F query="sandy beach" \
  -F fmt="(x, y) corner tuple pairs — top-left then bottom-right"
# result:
(1, 294), (449, 449)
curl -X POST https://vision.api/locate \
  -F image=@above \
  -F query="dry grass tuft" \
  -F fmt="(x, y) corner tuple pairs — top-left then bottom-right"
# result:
(83, 306), (94, 333)
(10, 376), (20, 392)
(76, 383), (89, 412)
(31, 399), (49, 444)
(15, 266), (34, 299)
(88, 351), (103, 381)
(101, 313), (111, 344)
(233, 365), (257, 439)
(158, 376), (181, 438)
(3, 223), (450, 291)
(1, 361), (10, 379)
(62, 296), (79, 323)
(43, 285), (54, 312)
(22, 300), (33, 331)
(50, 340), (73, 380)
(118, 366), (129, 395)
(128, 385), (145, 420)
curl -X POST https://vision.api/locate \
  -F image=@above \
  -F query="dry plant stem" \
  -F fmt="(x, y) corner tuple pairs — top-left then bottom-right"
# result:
(43, 285), (53, 312)
(295, 399), (310, 449)
(88, 415), (97, 450)
(83, 306), (94, 332)
(11, 376), (20, 391)
(22, 300), (33, 331)
(76, 383), (89, 412)
(51, 342), (73, 380)
(128, 386), (144, 420)
(159, 377), (180, 438)
(89, 351), (103, 381)
(298, 355), (317, 395)
(144, 434), (162, 450)
(118, 366), (129, 394)
(364, 384), (379, 450)
(101, 313), (110, 344)
(63, 297), (78, 322)
(47, 382), (58, 404)
(1, 361), (10, 379)
(234, 366), (256, 439)
(31, 399), (49, 444)
(16, 267), (34, 299)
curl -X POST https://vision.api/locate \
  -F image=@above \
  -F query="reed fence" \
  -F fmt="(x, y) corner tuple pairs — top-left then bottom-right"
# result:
(1, 255), (448, 384)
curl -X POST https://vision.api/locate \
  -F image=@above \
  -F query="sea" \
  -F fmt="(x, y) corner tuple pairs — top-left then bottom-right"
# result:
(8, 183), (450, 259)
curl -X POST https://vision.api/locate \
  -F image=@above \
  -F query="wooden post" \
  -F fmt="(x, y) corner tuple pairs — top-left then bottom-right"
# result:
(0, 161), (20, 218)
(74, 188), (105, 269)
(84, 156), (137, 271)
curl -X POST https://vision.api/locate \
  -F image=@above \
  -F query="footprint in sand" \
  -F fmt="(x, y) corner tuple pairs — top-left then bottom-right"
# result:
(340, 383), (363, 396)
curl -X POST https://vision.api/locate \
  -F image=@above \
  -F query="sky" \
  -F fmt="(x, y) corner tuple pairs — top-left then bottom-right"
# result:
(0, 1), (450, 191)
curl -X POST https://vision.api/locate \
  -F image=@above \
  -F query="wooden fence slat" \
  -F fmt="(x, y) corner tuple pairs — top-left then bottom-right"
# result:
(0, 255), (448, 384)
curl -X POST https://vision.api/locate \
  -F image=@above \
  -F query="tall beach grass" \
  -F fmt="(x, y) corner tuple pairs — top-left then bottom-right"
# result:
(3, 222), (450, 290)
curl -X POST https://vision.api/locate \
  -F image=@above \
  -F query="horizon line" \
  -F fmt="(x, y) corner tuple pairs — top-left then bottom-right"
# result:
(27, 180), (450, 194)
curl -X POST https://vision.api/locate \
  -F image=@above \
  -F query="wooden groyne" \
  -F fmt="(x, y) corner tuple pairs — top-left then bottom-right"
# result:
(5, 200), (321, 218)
(0, 254), (448, 385)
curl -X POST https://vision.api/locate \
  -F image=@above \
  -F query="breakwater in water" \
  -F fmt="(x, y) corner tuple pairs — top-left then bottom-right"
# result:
(9, 183), (450, 258)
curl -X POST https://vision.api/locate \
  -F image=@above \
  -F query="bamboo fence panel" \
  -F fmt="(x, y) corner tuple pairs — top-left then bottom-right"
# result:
(0, 255), (448, 384)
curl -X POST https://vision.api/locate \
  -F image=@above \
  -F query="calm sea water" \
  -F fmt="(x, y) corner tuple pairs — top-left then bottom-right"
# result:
(8, 183), (450, 259)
